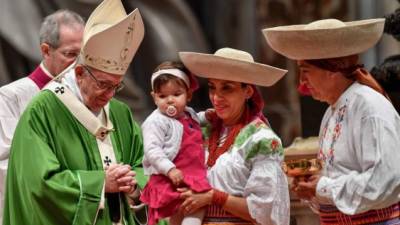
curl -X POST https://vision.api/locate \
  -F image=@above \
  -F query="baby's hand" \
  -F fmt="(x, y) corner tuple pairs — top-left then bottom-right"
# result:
(205, 108), (217, 123)
(167, 168), (183, 186)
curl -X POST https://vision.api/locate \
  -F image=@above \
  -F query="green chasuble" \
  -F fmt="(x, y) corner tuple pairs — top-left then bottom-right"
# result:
(3, 88), (146, 225)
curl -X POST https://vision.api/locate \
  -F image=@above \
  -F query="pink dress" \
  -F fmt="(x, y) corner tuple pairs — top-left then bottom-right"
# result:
(140, 114), (211, 225)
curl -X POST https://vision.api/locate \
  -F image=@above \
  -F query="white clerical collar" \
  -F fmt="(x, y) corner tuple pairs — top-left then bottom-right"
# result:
(39, 62), (54, 79)
(62, 67), (84, 102)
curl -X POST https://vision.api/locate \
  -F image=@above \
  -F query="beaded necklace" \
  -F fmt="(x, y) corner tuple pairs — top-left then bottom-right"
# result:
(206, 107), (251, 167)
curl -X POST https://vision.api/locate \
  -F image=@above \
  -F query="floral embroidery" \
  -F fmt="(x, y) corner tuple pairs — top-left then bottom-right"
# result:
(203, 118), (283, 161)
(237, 119), (283, 160)
(271, 139), (279, 150)
(234, 124), (259, 147)
(320, 102), (347, 165)
(245, 137), (283, 160)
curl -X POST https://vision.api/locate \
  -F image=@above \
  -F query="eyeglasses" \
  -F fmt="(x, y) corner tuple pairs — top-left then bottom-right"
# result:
(82, 65), (125, 93)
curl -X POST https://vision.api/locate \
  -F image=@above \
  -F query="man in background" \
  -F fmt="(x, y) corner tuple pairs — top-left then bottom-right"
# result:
(0, 9), (84, 223)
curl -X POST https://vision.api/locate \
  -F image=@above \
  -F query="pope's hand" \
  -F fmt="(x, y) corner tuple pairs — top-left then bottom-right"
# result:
(105, 164), (136, 193)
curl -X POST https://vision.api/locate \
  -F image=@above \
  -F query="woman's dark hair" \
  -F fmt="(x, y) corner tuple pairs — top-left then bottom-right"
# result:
(305, 54), (362, 75)
(152, 61), (190, 93)
(370, 55), (400, 92)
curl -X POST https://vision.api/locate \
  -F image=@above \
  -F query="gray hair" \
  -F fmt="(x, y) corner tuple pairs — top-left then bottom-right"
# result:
(39, 9), (85, 48)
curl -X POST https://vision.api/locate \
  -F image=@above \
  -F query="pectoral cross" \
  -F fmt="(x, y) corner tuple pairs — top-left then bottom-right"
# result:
(104, 156), (112, 166)
(55, 87), (65, 94)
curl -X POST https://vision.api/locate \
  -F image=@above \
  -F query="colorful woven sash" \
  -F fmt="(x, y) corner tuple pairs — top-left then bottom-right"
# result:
(319, 202), (400, 225)
(202, 205), (254, 225)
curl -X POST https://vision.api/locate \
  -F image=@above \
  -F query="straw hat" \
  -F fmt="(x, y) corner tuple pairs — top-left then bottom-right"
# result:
(262, 18), (385, 60)
(80, 0), (144, 75)
(179, 48), (287, 87)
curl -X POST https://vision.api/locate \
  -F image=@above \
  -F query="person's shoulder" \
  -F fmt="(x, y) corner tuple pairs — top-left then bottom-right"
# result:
(109, 98), (139, 119)
(0, 77), (37, 98)
(184, 106), (200, 121)
(235, 118), (283, 158)
(142, 109), (172, 128)
(349, 83), (396, 117)
(201, 117), (283, 161)
(11, 90), (58, 122)
(25, 90), (58, 111)
(109, 98), (130, 110)
(243, 118), (279, 137)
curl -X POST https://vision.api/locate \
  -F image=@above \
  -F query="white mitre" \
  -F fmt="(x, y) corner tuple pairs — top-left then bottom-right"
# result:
(81, 0), (145, 75)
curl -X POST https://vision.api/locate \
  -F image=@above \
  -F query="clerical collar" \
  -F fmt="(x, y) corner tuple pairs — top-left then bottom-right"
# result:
(39, 62), (54, 79)
(62, 67), (84, 102)
(62, 67), (106, 117)
(28, 62), (54, 89)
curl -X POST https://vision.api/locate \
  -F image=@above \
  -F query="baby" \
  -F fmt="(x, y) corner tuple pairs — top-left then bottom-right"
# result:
(140, 61), (211, 225)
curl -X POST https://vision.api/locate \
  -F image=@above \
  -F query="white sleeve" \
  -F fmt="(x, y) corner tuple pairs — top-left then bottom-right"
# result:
(0, 93), (19, 161)
(244, 155), (290, 225)
(0, 93), (19, 217)
(0, 117), (16, 161)
(316, 116), (400, 215)
(142, 117), (175, 175)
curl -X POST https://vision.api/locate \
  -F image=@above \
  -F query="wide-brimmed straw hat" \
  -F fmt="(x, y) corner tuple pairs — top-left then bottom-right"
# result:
(179, 48), (287, 87)
(262, 18), (385, 60)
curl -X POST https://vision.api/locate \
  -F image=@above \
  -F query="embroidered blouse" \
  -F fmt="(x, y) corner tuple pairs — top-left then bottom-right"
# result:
(316, 82), (400, 215)
(204, 118), (290, 225)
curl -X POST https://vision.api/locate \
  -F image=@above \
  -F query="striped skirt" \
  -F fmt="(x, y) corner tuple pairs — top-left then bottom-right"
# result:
(202, 205), (254, 225)
(319, 202), (400, 225)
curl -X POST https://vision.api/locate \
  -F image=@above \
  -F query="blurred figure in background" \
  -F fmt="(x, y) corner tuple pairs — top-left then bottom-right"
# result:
(370, 6), (400, 114)
(0, 9), (84, 224)
(370, 55), (400, 114)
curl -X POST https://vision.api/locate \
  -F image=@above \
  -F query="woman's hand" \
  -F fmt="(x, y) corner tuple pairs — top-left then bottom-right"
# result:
(292, 175), (320, 200)
(205, 108), (217, 123)
(178, 188), (212, 215)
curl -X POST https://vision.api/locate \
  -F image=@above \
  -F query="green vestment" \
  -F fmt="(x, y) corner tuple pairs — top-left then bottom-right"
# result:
(3, 89), (146, 225)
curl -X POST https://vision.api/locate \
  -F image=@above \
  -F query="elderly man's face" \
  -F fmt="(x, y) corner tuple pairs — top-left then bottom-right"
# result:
(42, 24), (84, 76)
(75, 65), (124, 113)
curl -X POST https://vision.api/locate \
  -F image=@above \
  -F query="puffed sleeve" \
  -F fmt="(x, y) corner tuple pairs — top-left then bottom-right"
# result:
(244, 154), (290, 225)
(316, 115), (400, 214)
(241, 128), (290, 225)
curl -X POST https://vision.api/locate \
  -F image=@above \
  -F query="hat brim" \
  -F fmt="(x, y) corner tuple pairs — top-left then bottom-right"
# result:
(263, 18), (385, 60)
(179, 52), (287, 87)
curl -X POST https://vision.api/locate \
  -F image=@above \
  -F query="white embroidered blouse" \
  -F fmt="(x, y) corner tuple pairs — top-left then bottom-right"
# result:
(316, 82), (400, 215)
(205, 118), (290, 225)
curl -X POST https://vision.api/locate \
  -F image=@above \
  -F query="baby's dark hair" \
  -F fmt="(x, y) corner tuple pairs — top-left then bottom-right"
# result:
(152, 61), (190, 93)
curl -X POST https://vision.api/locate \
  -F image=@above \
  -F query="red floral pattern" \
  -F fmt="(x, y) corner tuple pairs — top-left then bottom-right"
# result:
(320, 102), (347, 165)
